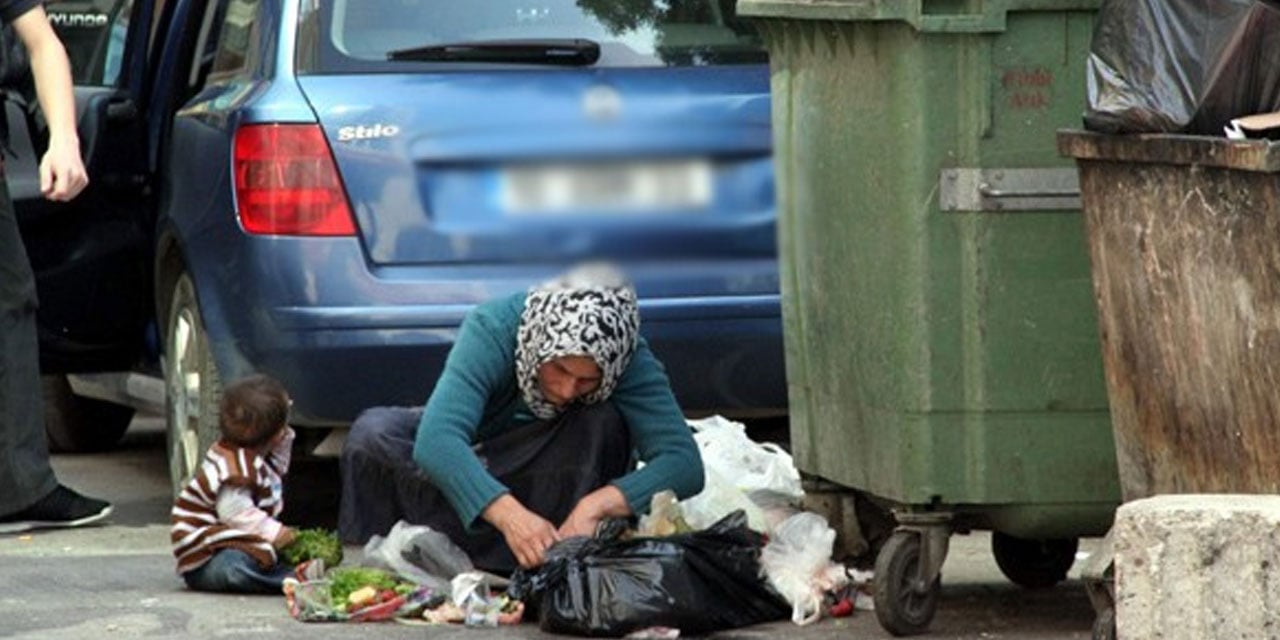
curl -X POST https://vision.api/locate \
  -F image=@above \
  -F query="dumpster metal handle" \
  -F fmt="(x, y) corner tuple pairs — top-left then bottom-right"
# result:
(940, 167), (1081, 212)
(978, 185), (1080, 198)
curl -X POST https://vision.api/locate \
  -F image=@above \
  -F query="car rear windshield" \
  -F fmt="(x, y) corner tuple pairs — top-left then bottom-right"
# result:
(297, 0), (766, 72)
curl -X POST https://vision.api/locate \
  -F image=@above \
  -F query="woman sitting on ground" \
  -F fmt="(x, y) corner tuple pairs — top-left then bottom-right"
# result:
(339, 264), (705, 573)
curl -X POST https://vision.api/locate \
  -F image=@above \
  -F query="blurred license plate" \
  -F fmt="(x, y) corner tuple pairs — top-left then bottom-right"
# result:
(501, 160), (712, 214)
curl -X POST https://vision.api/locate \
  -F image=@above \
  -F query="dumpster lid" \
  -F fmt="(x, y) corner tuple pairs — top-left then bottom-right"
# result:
(1058, 130), (1280, 173)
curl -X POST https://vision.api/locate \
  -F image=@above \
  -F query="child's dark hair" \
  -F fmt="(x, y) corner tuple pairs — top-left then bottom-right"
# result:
(219, 374), (290, 449)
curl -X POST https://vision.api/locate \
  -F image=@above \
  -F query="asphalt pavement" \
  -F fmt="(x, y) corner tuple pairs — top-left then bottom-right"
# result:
(0, 416), (1099, 639)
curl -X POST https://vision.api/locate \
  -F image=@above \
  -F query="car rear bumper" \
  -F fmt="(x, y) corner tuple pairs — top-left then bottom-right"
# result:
(217, 295), (786, 426)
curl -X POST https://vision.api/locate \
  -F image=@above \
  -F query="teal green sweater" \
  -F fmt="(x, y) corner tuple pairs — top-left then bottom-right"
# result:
(412, 292), (705, 528)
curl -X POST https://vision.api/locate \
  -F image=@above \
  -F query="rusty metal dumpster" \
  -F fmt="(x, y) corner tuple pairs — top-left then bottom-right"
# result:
(738, 0), (1121, 635)
(1060, 130), (1280, 640)
(1061, 131), (1280, 500)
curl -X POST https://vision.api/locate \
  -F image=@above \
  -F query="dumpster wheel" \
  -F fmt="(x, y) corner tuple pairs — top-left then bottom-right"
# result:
(991, 531), (1079, 589)
(873, 530), (942, 636)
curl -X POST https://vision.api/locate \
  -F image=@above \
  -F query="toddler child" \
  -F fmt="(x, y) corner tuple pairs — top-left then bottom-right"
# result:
(171, 374), (299, 593)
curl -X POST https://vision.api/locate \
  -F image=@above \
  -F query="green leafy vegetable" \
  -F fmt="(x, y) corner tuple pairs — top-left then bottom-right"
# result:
(280, 528), (344, 567)
(327, 567), (399, 605)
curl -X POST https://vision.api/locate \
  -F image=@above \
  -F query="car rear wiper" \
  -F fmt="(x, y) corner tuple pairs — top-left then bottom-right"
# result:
(387, 38), (600, 66)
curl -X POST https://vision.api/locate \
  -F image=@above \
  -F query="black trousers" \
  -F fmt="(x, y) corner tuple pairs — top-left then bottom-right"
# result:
(0, 174), (55, 516)
(339, 402), (632, 574)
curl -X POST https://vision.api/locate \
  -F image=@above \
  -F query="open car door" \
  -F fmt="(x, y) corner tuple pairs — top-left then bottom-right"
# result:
(15, 0), (155, 374)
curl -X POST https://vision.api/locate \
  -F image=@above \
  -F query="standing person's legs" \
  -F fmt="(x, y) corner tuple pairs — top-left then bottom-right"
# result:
(0, 304), (56, 514)
(182, 549), (294, 594)
(0, 179), (110, 531)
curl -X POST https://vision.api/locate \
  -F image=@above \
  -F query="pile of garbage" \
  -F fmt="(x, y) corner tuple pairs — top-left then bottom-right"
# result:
(283, 564), (523, 625)
(651, 416), (874, 625)
(282, 522), (522, 626)
(510, 510), (790, 636)
(281, 415), (870, 636)
(506, 416), (872, 635)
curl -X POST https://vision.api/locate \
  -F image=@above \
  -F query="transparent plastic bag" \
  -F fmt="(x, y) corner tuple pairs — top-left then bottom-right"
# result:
(637, 490), (693, 536)
(682, 463), (766, 530)
(362, 520), (473, 593)
(759, 512), (849, 625)
(283, 578), (344, 622)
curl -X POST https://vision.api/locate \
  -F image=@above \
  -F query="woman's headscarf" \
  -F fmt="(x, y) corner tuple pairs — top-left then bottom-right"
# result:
(515, 264), (641, 419)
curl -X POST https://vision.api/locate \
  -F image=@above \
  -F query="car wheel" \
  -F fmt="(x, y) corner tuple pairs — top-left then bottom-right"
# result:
(164, 273), (222, 496)
(42, 375), (134, 453)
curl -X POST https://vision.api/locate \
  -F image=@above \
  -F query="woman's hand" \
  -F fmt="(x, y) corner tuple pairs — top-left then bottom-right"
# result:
(483, 494), (560, 569)
(558, 485), (630, 539)
(556, 508), (601, 539)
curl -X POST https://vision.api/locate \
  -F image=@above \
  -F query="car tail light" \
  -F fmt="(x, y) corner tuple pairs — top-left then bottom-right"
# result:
(233, 124), (357, 236)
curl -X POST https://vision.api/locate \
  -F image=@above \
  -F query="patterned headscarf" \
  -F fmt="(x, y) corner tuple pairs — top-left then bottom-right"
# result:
(515, 264), (641, 419)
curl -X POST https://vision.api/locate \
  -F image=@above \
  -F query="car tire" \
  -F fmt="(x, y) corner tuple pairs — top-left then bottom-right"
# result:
(164, 272), (223, 496)
(42, 375), (134, 453)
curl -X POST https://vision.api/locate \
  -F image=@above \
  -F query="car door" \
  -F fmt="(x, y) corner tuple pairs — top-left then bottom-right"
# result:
(16, 0), (155, 373)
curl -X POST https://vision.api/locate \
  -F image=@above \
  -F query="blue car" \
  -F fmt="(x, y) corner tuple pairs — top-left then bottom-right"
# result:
(23, 0), (784, 490)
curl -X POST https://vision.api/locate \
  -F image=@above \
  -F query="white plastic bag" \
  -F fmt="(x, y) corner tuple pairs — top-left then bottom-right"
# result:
(688, 415), (803, 498)
(681, 415), (803, 531)
(681, 464), (765, 530)
(760, 512), (848, 625)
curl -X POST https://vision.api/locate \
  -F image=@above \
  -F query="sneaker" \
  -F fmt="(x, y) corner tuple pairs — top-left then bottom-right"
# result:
(0, 485), (113, 534)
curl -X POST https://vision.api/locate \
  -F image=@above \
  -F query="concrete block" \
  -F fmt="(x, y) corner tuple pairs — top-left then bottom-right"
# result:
(1114, 495), (1280, 640)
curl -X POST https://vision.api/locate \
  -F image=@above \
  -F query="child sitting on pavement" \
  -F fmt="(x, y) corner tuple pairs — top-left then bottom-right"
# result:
(170, 374), (301, 593)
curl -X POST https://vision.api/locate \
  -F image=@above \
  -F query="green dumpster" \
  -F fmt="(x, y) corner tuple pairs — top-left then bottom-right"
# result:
(738, 0), (1120, 634)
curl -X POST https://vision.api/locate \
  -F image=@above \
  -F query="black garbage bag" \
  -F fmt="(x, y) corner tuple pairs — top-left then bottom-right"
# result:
(1085, 0), (1280, 135)
(509, 511), (790, 637)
